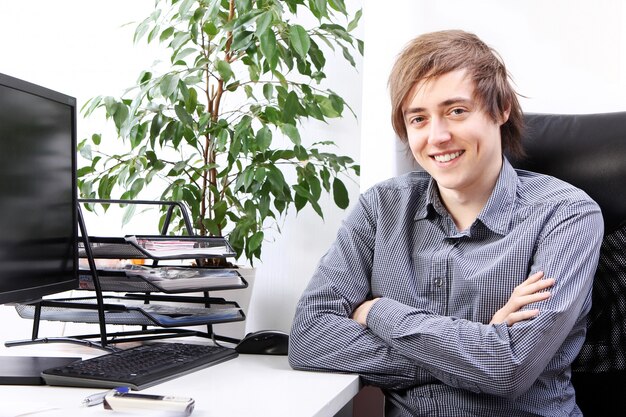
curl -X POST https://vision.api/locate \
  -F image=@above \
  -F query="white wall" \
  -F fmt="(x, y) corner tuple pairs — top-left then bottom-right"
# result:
(0, 1), (363, 339)
(361, 0), (626, 190)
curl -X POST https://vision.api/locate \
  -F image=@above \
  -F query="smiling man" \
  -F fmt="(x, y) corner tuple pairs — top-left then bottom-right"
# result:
(289, 30), (603, 416)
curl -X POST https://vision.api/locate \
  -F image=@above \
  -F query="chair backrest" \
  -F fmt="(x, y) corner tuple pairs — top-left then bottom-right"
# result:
(510, 112), (626, 416)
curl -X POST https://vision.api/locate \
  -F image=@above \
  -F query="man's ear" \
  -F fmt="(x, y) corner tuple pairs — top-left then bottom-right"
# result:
(500, 103), (512, 125)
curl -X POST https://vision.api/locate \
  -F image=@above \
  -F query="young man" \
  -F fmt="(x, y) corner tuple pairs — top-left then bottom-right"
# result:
(289, 30), (604, 416)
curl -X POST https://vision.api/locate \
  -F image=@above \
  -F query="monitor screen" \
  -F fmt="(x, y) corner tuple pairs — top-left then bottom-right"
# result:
(0, 73), (78, 304)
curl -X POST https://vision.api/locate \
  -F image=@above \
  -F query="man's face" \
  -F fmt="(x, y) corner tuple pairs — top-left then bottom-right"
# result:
(403, 69), (508, 201)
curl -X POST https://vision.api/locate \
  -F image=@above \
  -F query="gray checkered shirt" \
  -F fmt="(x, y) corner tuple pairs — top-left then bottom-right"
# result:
(289, 158), (603, 417)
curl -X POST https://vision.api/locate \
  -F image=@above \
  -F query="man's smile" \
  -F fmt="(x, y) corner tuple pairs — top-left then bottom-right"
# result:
(432, 150), (464, 163)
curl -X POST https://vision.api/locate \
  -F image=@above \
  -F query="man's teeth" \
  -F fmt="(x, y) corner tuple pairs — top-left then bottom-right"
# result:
(434, 151), (463, 162)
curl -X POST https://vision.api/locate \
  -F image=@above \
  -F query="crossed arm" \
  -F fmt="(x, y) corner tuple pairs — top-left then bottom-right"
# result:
(352, 271), (555, 328)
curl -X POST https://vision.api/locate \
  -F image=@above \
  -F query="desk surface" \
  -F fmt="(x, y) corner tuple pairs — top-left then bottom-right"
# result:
(0, 342), (360, 417)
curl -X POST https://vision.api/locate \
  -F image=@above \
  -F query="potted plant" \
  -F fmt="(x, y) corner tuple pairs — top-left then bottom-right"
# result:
(77, 0), (362, 266)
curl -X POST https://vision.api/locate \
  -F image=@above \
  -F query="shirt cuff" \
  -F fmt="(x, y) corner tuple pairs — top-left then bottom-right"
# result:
(367, 297), (416, 344)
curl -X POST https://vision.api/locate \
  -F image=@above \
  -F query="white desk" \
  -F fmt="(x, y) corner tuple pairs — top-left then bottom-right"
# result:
(0, 342), (360, 417)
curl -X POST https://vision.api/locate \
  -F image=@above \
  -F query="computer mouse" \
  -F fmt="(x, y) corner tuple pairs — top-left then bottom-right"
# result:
(235, 330), (289, 355)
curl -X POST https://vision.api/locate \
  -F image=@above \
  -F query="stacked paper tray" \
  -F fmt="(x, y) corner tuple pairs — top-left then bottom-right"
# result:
(78, 265), (248, 293)
(79, 235), (237, 260)
(15, 296), (245, 327)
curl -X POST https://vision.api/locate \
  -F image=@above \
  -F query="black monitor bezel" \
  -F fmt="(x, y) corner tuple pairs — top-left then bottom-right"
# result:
(0, 72), (79, 304)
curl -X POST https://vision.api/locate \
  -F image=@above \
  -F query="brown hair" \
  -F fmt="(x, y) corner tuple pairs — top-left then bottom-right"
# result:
(389, 30), (524, 158)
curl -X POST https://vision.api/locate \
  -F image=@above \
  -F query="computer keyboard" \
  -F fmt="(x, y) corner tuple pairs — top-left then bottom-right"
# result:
(41, 342), (238, 390)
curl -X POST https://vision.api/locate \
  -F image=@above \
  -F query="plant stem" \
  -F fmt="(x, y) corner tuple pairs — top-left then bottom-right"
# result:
(204, 0), (236, 236)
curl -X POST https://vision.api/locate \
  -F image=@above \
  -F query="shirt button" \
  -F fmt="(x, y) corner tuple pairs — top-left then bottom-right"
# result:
(434, 277), (443, 287)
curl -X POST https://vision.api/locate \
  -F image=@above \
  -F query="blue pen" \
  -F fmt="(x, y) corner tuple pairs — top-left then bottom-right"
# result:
(82, 386), (130, 407)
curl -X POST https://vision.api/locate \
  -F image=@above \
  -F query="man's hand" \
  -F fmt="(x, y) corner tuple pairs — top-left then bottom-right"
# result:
(490, 271), (555, 326)
(351, 298), (380, 327)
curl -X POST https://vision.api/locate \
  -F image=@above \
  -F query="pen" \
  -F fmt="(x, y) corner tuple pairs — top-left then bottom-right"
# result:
(81, 386), (129, 407)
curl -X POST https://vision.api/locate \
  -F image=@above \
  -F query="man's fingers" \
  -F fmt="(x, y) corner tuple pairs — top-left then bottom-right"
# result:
(522, 271), (545, 285)
(506, 291), (551, 311)
(515, 277), (555, 296)
(505, 309), (540, 326)
(524, 278), (555, 294)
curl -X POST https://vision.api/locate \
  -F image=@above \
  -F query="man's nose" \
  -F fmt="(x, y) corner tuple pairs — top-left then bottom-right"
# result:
(428, 117), (452, 145)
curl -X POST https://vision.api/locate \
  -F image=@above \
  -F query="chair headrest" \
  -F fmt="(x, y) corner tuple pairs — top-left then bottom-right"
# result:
(510, 112), (626, 234)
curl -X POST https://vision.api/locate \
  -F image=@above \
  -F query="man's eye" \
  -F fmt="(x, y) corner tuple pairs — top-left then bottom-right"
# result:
(410, 116), (426, 124)
(450, 108), (466, 116)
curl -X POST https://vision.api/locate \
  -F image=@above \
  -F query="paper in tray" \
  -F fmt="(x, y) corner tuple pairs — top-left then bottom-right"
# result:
(15, 296), (245, 327)
(79, 235), (236, 260)
(123, 265), (245, 291)
(78, 265), (247, 293)
(125, 235), (236, 259)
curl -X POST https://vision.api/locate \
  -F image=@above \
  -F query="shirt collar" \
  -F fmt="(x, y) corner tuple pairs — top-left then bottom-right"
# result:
(477, 158), (517, 235)
(414, 179), (440, 221)
(414, 158), (517, 236)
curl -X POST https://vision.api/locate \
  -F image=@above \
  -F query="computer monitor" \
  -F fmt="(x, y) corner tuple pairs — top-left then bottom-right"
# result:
(0, 72), (78, 305)
(0, 72), (79, 384)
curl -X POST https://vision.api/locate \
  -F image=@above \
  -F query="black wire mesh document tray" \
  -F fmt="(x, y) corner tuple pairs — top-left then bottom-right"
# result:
(79, 235), (236, 260)
(15, 296), (245, 327)
(78, 265), (248, 293)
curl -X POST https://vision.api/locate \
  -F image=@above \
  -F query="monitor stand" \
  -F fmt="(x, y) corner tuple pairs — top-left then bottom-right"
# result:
(0, 356), (81, 385)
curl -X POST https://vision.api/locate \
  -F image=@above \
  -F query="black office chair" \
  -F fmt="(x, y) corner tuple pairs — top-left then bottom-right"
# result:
(510, 112), (626, 417)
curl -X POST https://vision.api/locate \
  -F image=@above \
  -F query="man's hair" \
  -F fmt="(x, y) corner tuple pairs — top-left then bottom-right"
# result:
(389, 30), (524, 158)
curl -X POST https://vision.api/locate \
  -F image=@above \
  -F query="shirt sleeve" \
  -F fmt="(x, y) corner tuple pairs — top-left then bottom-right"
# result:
(288, 193), (432, 390)
(366, 198), (604, 398)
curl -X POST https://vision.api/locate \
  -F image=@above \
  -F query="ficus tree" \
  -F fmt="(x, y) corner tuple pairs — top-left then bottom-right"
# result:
(77, 0), (362, 264)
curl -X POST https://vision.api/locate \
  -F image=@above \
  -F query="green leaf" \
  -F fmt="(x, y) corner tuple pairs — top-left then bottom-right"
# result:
(134, 21), (150, 43)
(294, 145), (308, 161)
(122, 204), (137, 226)
(312, 0), (328, 18)
(203, 21), (218, 36)
(139, 73), (152, 89)
(160, 74), (179, 98)
(178, 0), (196, 17)
(231, 30), (254, 51)
(248, 231), (264, 253)
(213, 199), (228, 222)
(282, 91), (301, 123)
(328, 0), (348, 14)
(91, 133), (101, 145)
(317, 96), (340, 118)
(160, 27), (175, 42)
(255, 126), (272, 150)
(332, 177), (349, 209)
(294, 192), (307, 212)
(347, 9), (362, 32)
(76, 166), (95, 177)
(81, 95), (102, 117)
(112, 103), (129, 130)
(150, 113), (165, 143)
(266, 165), (287, 198)
(215, 60), (234, 83)
(340, 44), (356, 67)
(308, 40), (326, 70)
(320, 167), (331, 191)
(293, 184), (323, 217)
(255, 11), (273, 38)
(174, 47), (197, 62)
(260, 29), (278, 70)
(329, 93), (345, 113)
(263, 83), (274, 101)
(202, 218), (221, 236)
(289, 25), (310, 59)
(281, 123), (301, 145)
(174, 104), (195, 127)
